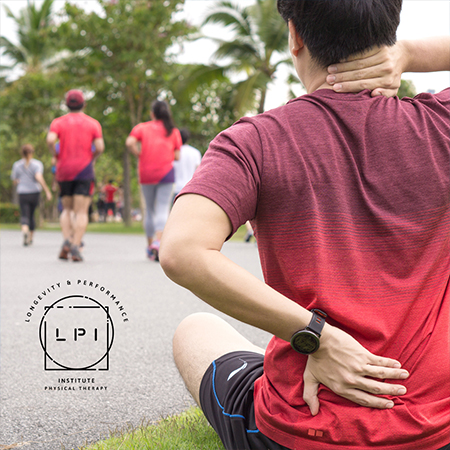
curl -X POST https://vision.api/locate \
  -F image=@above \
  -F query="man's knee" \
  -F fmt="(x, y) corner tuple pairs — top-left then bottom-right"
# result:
(61, 196), (73, 210)
(173, 313), (217, 358)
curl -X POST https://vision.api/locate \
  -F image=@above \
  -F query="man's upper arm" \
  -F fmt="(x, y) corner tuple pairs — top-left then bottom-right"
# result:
(47, 131), (58, 145)
(160, 194), (232, 280)
(125, 135), (138, 148)
(93, 137), (105, 153)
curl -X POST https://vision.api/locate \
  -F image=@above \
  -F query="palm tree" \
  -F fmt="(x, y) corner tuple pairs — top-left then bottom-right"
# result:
(202, 0), (292, 115)
(0, 0), (55, 73)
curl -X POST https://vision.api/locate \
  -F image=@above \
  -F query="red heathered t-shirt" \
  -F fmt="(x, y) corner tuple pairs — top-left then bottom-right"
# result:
(180, 89), (450, 449)
(129, 120), (182, 184)
(50, 112), (102, 182)
(103, 184), (117, 203)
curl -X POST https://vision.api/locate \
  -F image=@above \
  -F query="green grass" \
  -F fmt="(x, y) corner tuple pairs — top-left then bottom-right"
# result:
(0, 222), (249, 241)
(0, 221), (145, 234)
(78, 407), (225, 450)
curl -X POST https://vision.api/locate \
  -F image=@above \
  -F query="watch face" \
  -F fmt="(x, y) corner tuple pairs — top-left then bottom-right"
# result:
(291, 331), (320, 355)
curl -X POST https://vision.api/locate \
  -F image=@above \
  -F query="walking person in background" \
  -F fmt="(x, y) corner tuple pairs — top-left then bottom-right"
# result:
(11, 144), (52, 246)
(46, 89), (104, 262)
(173, 128), (202, 199)
(126, 100), (182, 261)
(103, 179), (118, 221)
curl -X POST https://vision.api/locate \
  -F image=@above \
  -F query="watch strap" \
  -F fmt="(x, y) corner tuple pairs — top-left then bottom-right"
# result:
(306, 309), (327, 337)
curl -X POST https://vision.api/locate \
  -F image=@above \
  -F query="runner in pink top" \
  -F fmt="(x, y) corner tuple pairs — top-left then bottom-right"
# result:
(159, 1), (450, 448)
(126, 100), (181, 261)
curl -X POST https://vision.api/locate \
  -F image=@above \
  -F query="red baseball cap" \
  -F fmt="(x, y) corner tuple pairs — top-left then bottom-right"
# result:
(65, 89), (85, 109)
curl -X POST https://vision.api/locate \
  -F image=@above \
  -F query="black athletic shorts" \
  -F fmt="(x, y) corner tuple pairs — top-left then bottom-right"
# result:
(199, 351), (450, 450)
(199, 351), (289, 450)
(59, 179), (93, 197)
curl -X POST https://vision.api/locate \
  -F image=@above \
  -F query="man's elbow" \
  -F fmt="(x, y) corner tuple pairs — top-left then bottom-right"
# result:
(159, 240), (191, 286)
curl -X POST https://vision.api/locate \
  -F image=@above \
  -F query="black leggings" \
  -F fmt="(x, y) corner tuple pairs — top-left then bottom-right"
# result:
(19, 192), (40, 231)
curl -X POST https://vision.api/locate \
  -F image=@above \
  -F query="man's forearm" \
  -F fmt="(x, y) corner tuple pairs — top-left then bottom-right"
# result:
(127, 144), (139, 157)
(326, 36), (450, 95)
(401, 37), (450, 73)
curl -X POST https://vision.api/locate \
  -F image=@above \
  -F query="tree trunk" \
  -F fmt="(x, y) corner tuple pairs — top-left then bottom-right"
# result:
(122, 87), (138, 227)
(258, 87), (267, 114)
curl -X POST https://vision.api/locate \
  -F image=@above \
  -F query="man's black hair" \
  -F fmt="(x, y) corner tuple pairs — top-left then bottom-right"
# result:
(277, 0), (403, 68)
(180, 128), (190, 145)
(68, 104), (84, 112)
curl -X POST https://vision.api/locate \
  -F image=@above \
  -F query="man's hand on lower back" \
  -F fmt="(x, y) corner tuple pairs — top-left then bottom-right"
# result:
(303, 324), (409, 415)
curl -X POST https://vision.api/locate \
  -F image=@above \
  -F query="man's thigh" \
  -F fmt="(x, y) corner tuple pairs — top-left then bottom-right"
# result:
(172, 313), (265, 406)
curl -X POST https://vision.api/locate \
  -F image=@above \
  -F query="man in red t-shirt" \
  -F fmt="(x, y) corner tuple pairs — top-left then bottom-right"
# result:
(159, 1), (450, 449)
(47, 90), (104, 261)
(103, 180), (118, 219)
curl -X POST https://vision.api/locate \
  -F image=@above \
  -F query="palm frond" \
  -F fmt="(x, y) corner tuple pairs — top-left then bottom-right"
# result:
(249, 0), (288, 54)
(0, 0), (55, 72)
(202, 1), (252, 39)
(212, 39), (259, 64)
(2, 4), (17, 21)
(230, 70), (273, 115)
(0, 37), (26, 66)
(174, 64), (229, 101)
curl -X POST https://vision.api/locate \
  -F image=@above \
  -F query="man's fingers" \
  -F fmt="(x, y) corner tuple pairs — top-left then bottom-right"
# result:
(328, 55), (382, 76)
(328, 47), (386, 74)
(303, 373), (320, 416)
(368, 355), (406, 370)
(327, 64), (394, 85)
(340, 389), (396, 410)
(355, 375), (408, 397)
(328, 79), (379, 93)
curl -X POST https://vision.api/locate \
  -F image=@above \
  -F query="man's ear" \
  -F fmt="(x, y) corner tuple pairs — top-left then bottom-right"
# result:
(288, 20), (304, 57)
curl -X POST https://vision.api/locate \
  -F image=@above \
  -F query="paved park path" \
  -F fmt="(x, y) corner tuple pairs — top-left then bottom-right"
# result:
(0, 229), (271, 450)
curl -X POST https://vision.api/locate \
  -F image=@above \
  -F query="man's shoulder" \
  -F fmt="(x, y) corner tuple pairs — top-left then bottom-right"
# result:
(413, 87), (450, 104)
(80, 113), (102, 126)
(51, 114), (65, 125)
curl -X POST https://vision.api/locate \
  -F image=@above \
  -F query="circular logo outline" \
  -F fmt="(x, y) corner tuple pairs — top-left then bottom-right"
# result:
(39, 295), (115, 370)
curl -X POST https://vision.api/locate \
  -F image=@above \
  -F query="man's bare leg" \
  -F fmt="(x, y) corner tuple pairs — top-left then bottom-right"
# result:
(60, 196), (74, 241)
(173, 312), (265, 406)
(72, 195), (91, 247)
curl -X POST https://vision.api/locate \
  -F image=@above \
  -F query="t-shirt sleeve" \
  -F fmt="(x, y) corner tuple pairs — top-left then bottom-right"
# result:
(11, 162), (18, 180)
(129, 124), (142, 141)
(49, 118), (59, 135)
(94, 120), (103, 138)
(33, 160), (44, 175)
(179, 119), (262, 235)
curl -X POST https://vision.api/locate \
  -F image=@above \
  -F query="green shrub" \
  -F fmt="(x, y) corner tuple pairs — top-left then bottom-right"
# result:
(0, 203), (20, 223)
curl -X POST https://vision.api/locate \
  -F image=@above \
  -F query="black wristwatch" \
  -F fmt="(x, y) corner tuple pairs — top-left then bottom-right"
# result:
(290, 309), (328, 355)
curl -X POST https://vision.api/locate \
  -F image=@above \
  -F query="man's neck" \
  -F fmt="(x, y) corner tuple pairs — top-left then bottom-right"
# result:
(304, 68), (335, 94)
